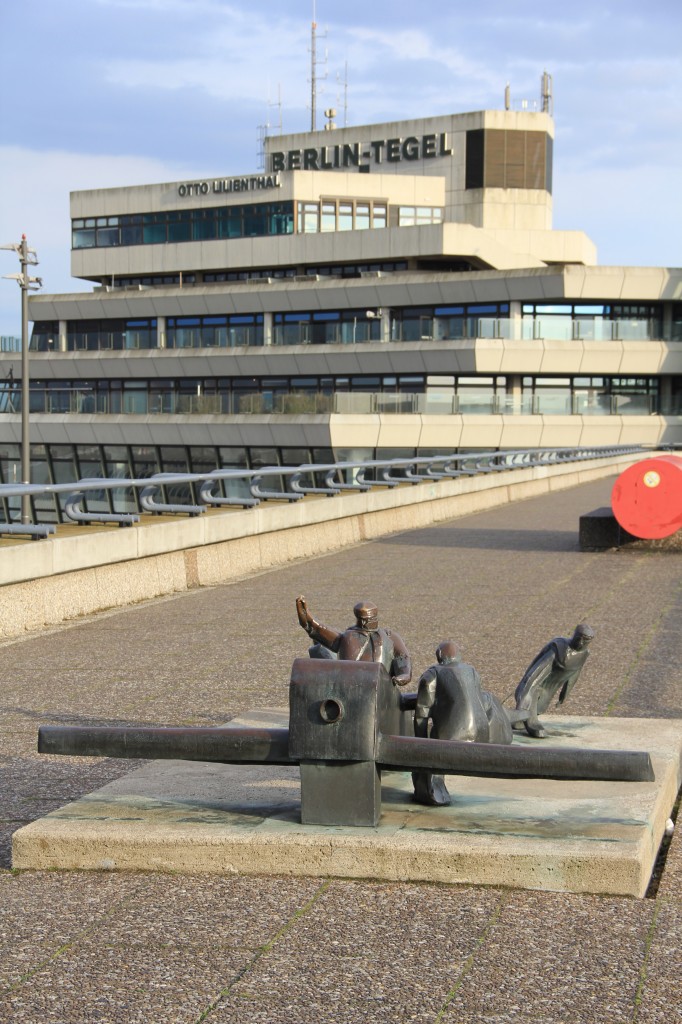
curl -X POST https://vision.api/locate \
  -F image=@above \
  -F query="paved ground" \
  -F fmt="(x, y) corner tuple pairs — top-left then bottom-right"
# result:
(1, 475), (680, 1024)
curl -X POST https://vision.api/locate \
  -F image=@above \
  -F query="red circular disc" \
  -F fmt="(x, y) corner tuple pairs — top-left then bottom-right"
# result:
(611, 456), (682, 539)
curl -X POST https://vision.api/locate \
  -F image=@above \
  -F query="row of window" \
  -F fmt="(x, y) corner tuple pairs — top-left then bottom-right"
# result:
(29, 305), (510, 352)
(106, 260), (411, 290)
(72, 197), (446, 249)
(72, 202), (296, 249)
(3, 373), (670, 418)
(298, 198), (388, 233)
(522, 303), (661, 320)
(30, 302), (680, 352)
(13, 373), (663, 395)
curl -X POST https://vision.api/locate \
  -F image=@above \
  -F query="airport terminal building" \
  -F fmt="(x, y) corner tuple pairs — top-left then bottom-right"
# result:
(1, 102), (681, 507)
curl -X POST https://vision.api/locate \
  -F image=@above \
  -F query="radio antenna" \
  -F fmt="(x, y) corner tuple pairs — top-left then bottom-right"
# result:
(310, 1), (327, 130)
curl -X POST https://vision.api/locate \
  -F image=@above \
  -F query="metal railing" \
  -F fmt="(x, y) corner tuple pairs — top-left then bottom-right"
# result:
(28, 316), (682, 353)
(0, 445), (647, 539)
(1, 388), (673, 417)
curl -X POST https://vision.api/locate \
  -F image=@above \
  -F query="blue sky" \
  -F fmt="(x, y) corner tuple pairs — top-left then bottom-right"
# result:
(1, 0), (680, 334)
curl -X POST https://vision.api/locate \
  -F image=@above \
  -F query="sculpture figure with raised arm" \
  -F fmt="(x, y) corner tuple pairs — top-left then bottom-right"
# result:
(295, 595), (412, 686)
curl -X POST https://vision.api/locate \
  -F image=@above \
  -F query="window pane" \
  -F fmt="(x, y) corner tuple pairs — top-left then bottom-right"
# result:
(73, 229), (96, 248)
(355, 203), (370, 230)
(143, 224), (167, 244)
(168, 221), (192, 242)
(372, 204), (387, 228)
(338, 203), (353, 231)
(321, 202), (336, 231)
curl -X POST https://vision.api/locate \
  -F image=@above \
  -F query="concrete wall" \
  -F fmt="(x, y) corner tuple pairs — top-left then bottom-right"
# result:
(0, 453), (648, 640)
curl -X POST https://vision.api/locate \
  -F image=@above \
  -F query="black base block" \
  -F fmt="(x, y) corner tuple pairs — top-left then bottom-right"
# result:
(579, 507), (637, 550)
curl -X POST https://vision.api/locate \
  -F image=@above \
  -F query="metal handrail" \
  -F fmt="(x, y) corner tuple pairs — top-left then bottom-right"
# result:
(0, 445), (647, 538)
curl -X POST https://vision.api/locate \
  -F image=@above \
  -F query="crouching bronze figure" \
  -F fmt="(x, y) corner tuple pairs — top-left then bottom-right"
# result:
(412, 641), (513, 806)
(514, 624), (594, 738)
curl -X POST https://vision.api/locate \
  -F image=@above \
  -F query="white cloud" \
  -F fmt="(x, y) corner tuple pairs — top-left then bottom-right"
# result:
(102, 6), (310, 106)
(0, 146), (205, 334)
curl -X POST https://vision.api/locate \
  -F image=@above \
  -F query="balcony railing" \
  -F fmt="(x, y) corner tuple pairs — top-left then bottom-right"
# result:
(30, 317), (682, 353)
(1, 388), (675, 417)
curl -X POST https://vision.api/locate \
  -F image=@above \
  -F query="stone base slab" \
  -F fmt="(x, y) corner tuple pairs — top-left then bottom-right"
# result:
(13, 714), (682, 897)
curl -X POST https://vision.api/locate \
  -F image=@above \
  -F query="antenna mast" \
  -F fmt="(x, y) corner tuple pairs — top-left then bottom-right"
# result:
(541, 71), (553, 114)
(310, 2), (327, 131)
(336, 61), (349, 126)
(257, 85), (283, 171)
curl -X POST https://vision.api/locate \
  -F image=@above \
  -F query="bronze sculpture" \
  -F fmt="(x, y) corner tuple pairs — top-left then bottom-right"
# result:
(514, 623), (595, 738)
(413, 641), (513, 805)
(40, 656), (653, 827)
(38, 604), (652, 828)
(295, 596), (412, 686)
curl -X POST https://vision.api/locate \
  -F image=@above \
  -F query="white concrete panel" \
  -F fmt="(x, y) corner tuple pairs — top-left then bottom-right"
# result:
(539, 417), (583, 447)
(497, 340), (544, 374)
(539, 340), (586, 374)
(578, 342), (624, 375)
(498, 416), (544, 448)
(416, 415), (464, 449)
(659, 419), (682, 444)
(578, 418), (624, 446)
(458, 417), (504, 448)
(617, 417), (668, 446)
(618, 342), (664, 375)
(329, 414), (381, 448)
(472, 339), (504, 373)
(660, 344), (682, 373)
(565, 267), (625, 300)
(375, 415), (422, 447)
(618, 269), (668, 300)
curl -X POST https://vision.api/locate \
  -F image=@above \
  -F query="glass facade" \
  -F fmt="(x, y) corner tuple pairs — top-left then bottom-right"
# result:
(296, 198), (388, 234)
(166, 315), (263, 349)
(70, 194), (441, 249)
(397, 207), (444, 226)
(521, 303), (663, 341)
(30, 301), (676, 353)
(273, 311), (382, 346)
(9, 373), (675, 418)
(72, 201), (295, 249)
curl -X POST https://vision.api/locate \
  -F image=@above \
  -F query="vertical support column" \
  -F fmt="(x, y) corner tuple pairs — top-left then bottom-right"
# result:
(508, 374), (523, 414)
(263, 311), (273, 347)
(156, 315), (166, 349)
(509, 300), (522, 340)
(381, 308), (392, 343)
(58, 320), (68, 352)
(20, 238), (30, 524)
(661, 301), (672, 342)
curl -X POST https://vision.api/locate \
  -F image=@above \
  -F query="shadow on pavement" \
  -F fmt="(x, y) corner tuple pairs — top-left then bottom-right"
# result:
(376, 527), (580, 552)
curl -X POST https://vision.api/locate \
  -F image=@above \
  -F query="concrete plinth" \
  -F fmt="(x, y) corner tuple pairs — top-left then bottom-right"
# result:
(13, 713), (682, 898)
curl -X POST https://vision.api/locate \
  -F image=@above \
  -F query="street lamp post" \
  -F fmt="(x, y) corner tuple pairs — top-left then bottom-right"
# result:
(1, 235), (42, 523)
